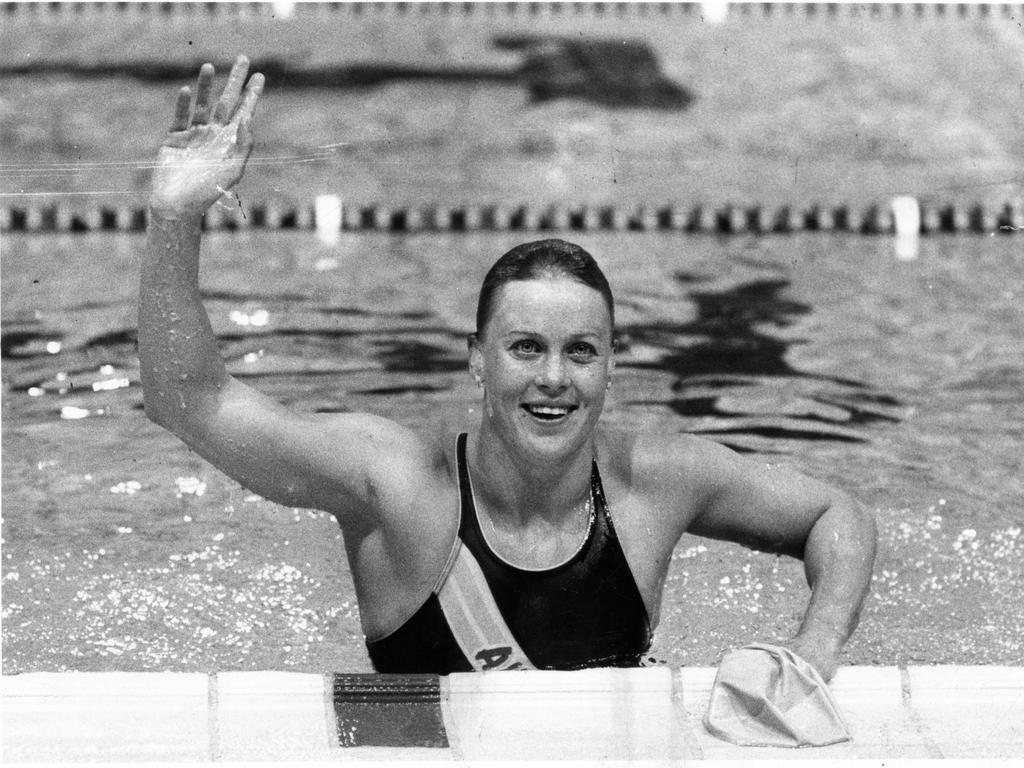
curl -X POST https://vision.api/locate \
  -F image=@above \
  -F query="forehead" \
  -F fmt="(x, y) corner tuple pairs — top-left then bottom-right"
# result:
(487, 278), (612, 335)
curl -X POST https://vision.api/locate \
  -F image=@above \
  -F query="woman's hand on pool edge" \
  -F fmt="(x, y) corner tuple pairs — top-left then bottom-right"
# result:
(149, 56), (264, 216)
(779, 632), (842, 683)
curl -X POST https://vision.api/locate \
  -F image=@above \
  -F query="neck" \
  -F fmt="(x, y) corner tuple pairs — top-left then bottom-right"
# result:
(468, 425), (595, 527)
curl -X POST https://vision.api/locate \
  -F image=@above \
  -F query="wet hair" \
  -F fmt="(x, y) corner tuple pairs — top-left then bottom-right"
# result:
(475, 239), (615, 338)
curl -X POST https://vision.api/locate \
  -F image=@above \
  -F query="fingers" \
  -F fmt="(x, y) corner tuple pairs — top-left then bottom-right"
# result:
(170, 86), (191, 132)
(233, 72), (265, 128)
(234, 74), (262, 151)
(169, 56), (261, 138)
(236, 115), (255, 155)
(192, 63), (215, 125)
(227, 66), (263, 154)
(213, 55), (251, 123)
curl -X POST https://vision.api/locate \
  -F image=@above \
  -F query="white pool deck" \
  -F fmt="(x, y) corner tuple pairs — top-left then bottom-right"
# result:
(2, 665), (1022, 762)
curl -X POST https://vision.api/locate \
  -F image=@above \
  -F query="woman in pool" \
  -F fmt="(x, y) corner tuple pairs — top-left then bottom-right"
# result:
(139, 57), (876, 679)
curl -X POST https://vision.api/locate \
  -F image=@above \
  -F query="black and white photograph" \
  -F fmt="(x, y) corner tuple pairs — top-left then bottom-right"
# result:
(1, 0), (1022, 761)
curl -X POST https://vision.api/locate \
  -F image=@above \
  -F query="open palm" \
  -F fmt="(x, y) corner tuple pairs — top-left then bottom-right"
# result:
(150, 56), (264, 215)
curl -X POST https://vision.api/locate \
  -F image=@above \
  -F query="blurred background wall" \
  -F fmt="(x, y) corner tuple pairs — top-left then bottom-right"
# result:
(2, 1), (1023, 215)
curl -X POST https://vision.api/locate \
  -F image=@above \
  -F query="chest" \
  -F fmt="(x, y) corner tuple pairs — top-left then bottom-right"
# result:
(595, 483), (684, 628)
(473, 512), (595, 570)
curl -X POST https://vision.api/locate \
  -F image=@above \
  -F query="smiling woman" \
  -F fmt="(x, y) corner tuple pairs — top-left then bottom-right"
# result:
(137, 55), (876, 679)
(469, 243), (615, 477)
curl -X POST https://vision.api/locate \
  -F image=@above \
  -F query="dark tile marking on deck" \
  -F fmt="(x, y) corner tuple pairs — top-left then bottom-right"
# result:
(331, 673), (448, 749)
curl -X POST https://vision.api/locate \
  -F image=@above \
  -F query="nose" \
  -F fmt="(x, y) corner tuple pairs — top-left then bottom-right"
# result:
(535, 353), (570, 392)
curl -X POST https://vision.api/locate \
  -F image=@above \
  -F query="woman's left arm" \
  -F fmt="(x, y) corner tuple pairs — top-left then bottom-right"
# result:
(782, 491), (877, 680)
(682, 438), (878, 681)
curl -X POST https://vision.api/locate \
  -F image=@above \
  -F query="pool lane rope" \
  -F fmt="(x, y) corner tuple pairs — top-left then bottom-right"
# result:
(5, 1), (1024, 22)
(2, 198), (1022, 235)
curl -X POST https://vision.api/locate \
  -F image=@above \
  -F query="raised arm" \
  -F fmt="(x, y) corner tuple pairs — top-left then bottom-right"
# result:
(138, 57), (431, 526)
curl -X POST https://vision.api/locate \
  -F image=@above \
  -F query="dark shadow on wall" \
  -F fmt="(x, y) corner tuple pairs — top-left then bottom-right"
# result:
(2, 37), (694, 110)
(494, 35), (694, 109)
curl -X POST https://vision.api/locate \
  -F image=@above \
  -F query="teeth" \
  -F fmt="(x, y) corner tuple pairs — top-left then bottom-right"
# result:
(526, 405), (571, 418)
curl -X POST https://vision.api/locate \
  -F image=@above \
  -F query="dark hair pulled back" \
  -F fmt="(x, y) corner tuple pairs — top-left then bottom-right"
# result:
(475, 239), (614, 338)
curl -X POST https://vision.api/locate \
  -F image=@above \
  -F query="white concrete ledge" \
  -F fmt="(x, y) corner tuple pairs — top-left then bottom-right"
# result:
(2, 666), (1022, 761)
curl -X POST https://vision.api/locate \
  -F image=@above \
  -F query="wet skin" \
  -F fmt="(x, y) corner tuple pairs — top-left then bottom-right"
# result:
(462, 277), (616, 566)
(470, 278), (614, 480)
(139, 57), (876, 679)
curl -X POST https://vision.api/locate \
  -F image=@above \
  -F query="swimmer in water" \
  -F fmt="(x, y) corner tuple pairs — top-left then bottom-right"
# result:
(139, 56), (876, 678)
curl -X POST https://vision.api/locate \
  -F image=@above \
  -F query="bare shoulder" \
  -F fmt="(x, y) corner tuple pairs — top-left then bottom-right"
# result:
(598, 428), (770, 540)
(598, 428), (737, 494)
(315, 410), (449, 469)
(592, 428), (743, 612)
(199, 387), (456, 530)
(313, 411), (456, 508)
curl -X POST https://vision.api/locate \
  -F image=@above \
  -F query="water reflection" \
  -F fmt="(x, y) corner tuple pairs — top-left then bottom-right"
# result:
(618, 274), (902, 448)
(351, 385), (448, 396)
(2, 329), (64, 358)
(370, 338), (466, 374)
(3, 272), (901, 450)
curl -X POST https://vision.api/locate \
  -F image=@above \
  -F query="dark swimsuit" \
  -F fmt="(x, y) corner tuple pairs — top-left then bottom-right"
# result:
(365, 433), (652, 674)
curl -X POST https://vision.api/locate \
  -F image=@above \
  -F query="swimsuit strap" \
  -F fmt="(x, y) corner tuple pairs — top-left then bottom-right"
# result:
(433, 433), (535, 670)
(456, 432), (601, 572)
(365, 435), (652, 672)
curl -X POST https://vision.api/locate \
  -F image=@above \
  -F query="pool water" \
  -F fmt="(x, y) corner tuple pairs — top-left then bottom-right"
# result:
(2, 229), (1022, 673)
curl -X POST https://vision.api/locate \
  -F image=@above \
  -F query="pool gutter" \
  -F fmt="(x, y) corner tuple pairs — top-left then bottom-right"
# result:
(2, 665), (1021, 761)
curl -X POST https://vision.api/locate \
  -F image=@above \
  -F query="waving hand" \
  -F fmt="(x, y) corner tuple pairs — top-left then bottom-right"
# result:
(150, 56), (264, 215)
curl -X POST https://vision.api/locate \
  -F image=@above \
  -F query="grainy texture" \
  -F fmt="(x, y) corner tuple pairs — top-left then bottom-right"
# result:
(1, 5), (1022, 209)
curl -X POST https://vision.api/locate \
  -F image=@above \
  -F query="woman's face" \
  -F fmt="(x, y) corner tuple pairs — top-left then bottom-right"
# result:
(470, 277), (614, 463)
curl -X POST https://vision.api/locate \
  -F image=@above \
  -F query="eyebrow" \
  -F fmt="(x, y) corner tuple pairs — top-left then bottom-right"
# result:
(503, 330), (605, 340)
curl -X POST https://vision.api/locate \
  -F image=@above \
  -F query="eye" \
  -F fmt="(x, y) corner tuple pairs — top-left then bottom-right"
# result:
(510, 339), (542, 357)
(567, 342), (598, 361)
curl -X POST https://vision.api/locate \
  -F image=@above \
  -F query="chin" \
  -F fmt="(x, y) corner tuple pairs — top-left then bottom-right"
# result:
(513, 415), (595, 459)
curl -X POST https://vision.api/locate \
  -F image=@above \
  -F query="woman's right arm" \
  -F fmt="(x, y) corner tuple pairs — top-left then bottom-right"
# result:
(138, 57), (430, 525)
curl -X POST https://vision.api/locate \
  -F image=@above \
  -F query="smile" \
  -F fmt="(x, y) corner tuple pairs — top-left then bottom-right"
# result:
(522, 404), (577, 421)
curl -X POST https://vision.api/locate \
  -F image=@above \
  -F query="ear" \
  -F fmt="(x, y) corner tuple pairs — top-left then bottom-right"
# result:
(468, 333), (484, 381)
